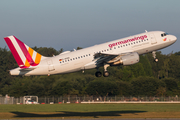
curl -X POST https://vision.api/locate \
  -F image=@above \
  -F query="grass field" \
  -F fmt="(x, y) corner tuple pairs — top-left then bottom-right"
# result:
(0, 103), (180, 119)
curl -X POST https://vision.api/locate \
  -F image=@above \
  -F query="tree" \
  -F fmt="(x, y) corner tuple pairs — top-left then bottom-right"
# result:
(162, 78), (178, 91)
(32, 47), (59, 56)
(76, 47), (83, 50)
(86, 80), (119, 96)
(168, 54), (180, 78)
(116, 81), (132, 96)
(131, 76), (165, 96)
(139, 55), (153, 77)
(52, 80), (72, 96)
(129, 63), (146, 78)
(58, 48), (63, 54)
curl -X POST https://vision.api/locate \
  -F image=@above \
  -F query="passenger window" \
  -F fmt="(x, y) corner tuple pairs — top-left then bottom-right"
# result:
(89, 54), (90, 56)
(114, 47), (116, 49)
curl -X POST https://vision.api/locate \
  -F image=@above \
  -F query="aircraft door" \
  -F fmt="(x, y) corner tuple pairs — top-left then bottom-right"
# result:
(47, 60), (55, 71)
(149, 34), (157, 44)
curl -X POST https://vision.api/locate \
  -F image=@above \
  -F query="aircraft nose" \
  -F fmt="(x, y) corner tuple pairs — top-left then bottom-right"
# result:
(168, 35), (177, 42)
(171, 35), (177, 42)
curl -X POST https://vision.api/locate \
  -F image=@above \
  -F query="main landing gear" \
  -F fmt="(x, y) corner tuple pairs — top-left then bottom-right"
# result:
(152, 51), (158, 62)
(95, 71), (110, 77)
(95, 64), (110, 77)
(95, 71), (102, 77)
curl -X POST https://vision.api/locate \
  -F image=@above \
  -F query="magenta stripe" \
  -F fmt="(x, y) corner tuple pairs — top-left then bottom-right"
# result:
(14, 36), (34, 65)
(4, 37), (24, 67)
(31, 63), (38, 66)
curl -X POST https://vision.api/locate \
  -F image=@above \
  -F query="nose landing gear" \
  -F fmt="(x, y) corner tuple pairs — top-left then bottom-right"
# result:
(152, 51), (158, 62)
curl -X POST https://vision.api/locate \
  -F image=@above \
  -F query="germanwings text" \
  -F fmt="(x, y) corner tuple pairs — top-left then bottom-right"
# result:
(108, 35), (147, 48)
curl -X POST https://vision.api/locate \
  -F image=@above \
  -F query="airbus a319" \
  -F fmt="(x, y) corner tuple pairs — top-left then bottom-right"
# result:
(4, 30), (177, 77)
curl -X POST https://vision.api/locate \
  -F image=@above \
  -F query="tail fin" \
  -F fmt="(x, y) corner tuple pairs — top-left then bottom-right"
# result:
(4, 36), (45, 68)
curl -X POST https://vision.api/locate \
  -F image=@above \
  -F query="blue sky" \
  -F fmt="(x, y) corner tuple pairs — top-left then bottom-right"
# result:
(0, 0), (180, 54)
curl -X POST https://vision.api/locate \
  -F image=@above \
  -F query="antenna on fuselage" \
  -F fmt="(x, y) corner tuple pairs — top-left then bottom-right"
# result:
(145, 30), (148, 33)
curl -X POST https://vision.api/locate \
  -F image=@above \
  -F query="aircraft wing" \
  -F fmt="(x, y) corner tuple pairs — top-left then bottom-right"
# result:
(93, 50), (135, 66)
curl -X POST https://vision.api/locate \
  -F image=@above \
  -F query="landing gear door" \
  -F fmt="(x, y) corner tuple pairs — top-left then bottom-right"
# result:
(149, 34), (157, 44)
(47, 60), (55, 71)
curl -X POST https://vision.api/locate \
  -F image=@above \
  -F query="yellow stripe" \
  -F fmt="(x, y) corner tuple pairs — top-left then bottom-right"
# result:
(35, 53), (41, 64)
(28, 47), (34, 57)
(25, 59), (30, 67)
(24, 47), (33, 67)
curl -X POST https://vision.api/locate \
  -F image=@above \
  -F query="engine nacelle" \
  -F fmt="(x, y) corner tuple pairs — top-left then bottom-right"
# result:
(113, 52), (139, 65)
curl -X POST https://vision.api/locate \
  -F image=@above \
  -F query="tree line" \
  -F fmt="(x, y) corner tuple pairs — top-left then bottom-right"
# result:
(0, 46), (179, 97)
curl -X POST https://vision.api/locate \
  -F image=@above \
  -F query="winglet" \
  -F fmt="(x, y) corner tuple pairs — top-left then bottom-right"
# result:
(4, 36), (45, 68)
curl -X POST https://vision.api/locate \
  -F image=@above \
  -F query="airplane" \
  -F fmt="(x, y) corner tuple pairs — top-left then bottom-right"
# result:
(4, 30), (177, 77)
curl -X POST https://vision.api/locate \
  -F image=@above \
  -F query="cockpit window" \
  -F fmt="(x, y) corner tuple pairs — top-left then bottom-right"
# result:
(161, 33), (168, 37)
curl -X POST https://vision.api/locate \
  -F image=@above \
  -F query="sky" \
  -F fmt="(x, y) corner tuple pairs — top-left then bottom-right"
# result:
(0, 0), (180, 54)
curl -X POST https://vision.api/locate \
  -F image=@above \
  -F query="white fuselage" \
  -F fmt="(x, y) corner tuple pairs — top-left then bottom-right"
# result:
(10, 31), (177, 76)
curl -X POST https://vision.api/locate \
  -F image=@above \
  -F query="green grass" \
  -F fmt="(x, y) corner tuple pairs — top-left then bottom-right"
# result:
(0, 103), (180, 112)
(0, 104), (180, 119)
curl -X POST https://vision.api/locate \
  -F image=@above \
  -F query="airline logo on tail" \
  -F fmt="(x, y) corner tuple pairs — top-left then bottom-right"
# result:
(4, 36), (42, 68)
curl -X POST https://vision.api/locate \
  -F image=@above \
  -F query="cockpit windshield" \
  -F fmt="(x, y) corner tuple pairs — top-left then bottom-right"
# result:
(161, 33), (168, 37)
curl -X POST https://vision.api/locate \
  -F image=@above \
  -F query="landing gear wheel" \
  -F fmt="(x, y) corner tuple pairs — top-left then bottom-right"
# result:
(155, 58), (158, 62)
(103, 71), (109, 77)
(95, 71), (102, 77)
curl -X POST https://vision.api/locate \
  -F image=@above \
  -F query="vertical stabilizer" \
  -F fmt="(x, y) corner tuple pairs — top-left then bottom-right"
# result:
(4, 36), (46, 68)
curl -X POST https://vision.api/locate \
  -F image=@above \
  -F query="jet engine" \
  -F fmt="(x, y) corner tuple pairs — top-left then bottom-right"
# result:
(113, 52), (139, 65)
